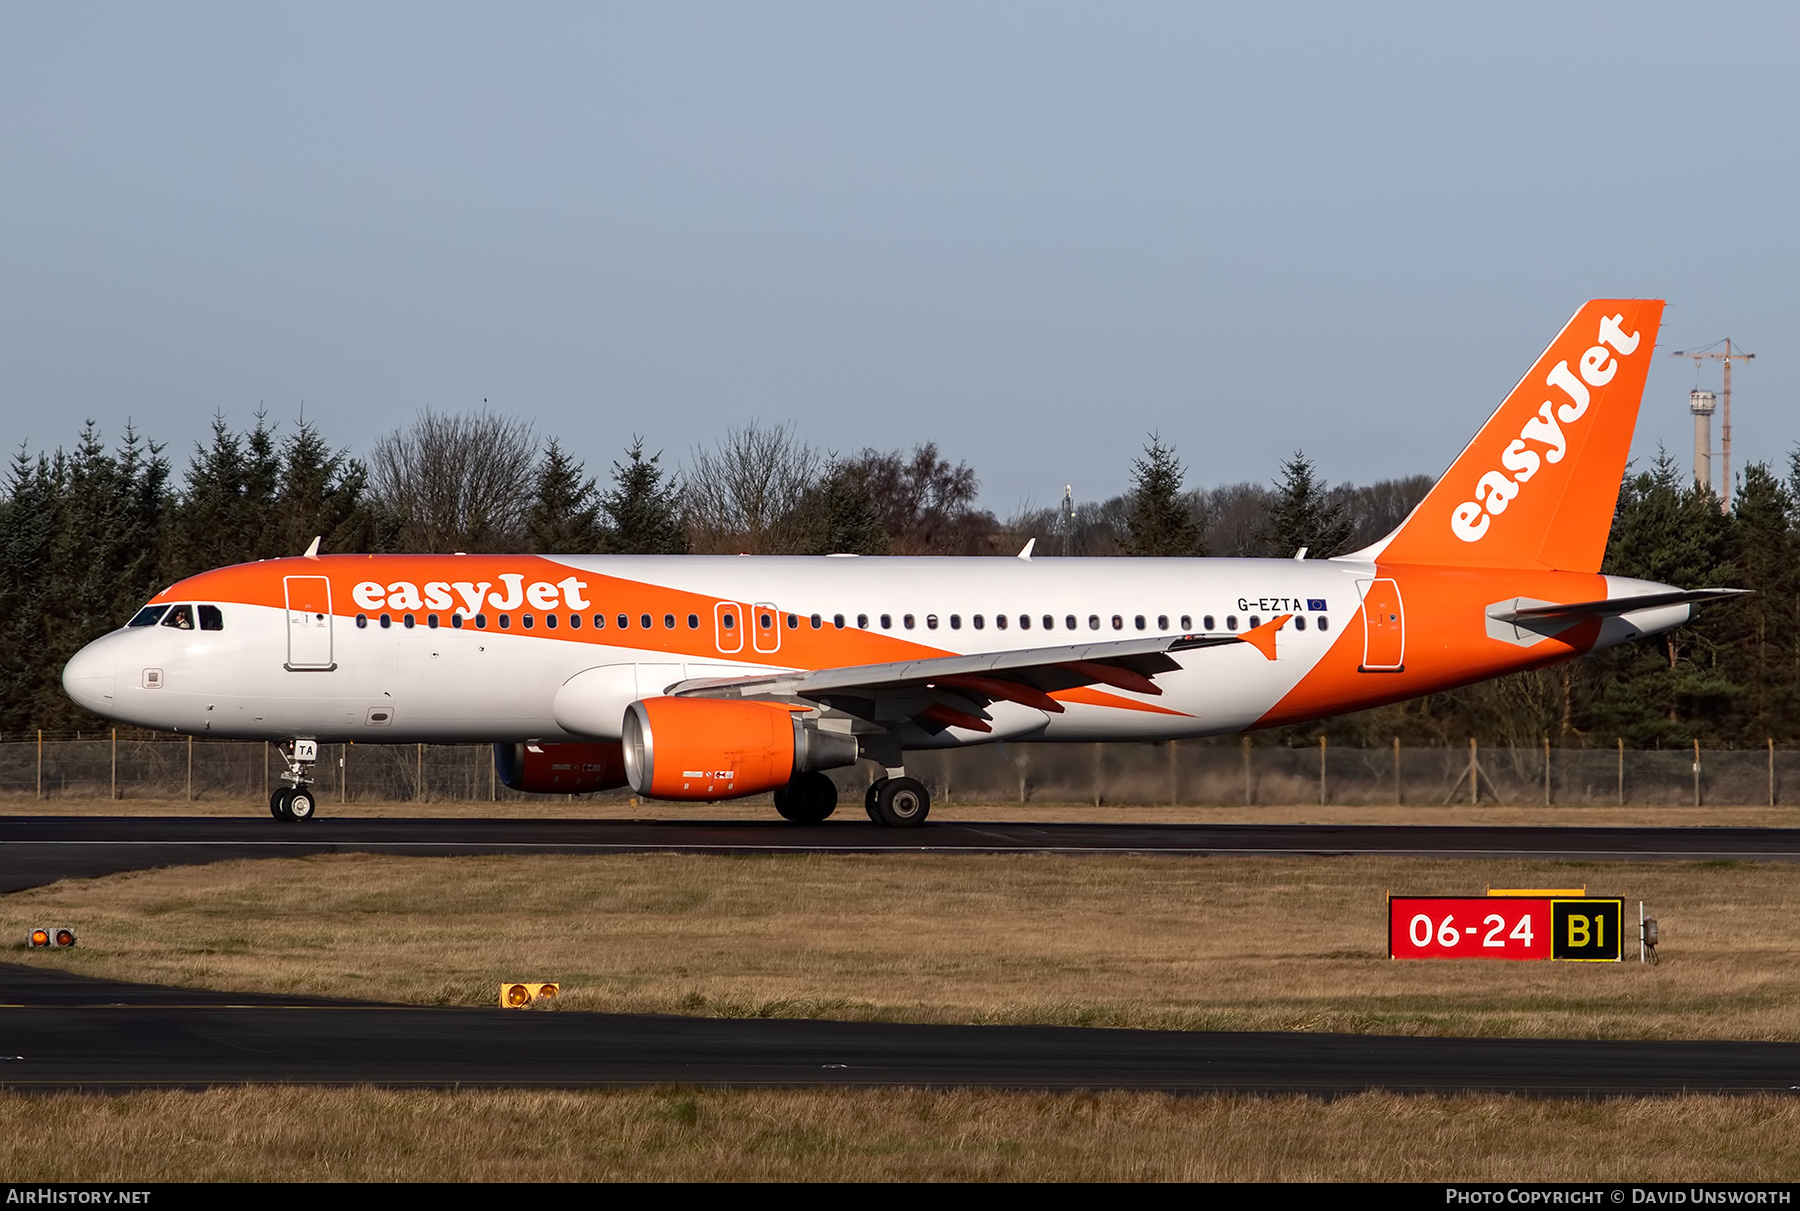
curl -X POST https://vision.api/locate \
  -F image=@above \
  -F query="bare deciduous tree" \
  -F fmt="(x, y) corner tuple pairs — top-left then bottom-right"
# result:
(371, 409), (537, 552)
(683, 422), (819, 554)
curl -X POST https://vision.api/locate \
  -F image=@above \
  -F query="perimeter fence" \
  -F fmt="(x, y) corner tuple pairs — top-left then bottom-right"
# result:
(1, 733), (1792, 807)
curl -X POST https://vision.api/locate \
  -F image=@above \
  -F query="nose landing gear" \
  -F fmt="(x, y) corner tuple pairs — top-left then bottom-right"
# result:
(269, 738), (320, 823)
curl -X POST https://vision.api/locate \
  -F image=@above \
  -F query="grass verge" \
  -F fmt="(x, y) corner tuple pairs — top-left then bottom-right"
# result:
(8, 852), (1800, 1039)
(1, 1087), (1797, 1182)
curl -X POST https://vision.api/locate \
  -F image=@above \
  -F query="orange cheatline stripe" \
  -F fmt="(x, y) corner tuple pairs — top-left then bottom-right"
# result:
(1051, 685), (1189, 717)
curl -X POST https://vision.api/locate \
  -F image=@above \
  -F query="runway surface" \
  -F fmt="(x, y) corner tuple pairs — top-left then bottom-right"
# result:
(4, 815), (1800, 893)
(2, 963), (1795, 1095)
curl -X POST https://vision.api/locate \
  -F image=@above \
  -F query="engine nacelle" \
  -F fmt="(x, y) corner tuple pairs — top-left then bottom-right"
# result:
(494, 742), (630, 795)
(621, 697), (859, 800)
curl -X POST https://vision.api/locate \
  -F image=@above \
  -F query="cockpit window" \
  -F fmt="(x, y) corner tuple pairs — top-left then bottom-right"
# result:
(198, 604), (223, 631)
(129, 605), (169, 627)
(160, 604), (196, 630)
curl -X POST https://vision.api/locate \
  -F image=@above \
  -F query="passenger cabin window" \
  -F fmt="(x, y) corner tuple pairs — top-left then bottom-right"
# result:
(161, 604), (196, 630)
(356, 613), (369, 629)
(926, 615), (938, 629)
(880, 614), (892, 629)
(973, 615), (985, 629)
(451, 614), (464, 629)
(543, 613), (555, 629)
(428, 613), (441, 629)
(855, 614), (868, 628)
(522, 614), (534, 629)
(569, 614), (580, 629)
(1204, 615), (1215, 630)
(475, 613), (488, 629)
(688, 614), (700, 629)
(665, 614), (676, 629)
(129, 605), (169, 627)
(617, 614), (629, 629)
(641, 614), (653, 629)
(199, 605), (224, 631)
(1179, 615), (1191, 631)
(786, 613), (798, 629)
(499, 614), (511, 629)
(1042, 615), (1054, 630)
(1134, 615), (1146, 630)
(810, 613), (822, 629)
(1019, 615), (1031, 630)
(380, 613), (393, 629)
(1157, 614), (1168, 631)
(1065, 615), (1076, 630)
(1249, 615), (1261, 629)
(903, 614), (916, 629)
(1294, 615), (1306, 631)
(996, 614), (1008, 630)
(1225, 615), (1237, 631)
(1317, 615), (1330, 632)
(1111, 615), (1123, 630)
(833, 614), (845, 629)
(404, 613), (416, 629)
(949, 614), (961, 629)
(1088, 615), (1100, 630)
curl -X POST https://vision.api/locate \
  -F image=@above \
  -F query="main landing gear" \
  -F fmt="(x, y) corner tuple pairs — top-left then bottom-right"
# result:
(269, 738), (320, 823)
(773, 771), (839, 824)
(864, 775), (930, 828)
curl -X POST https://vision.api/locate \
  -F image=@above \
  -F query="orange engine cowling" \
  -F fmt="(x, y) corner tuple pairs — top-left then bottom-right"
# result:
(622, 697), (859, 800)
(494, 742), (630, 794)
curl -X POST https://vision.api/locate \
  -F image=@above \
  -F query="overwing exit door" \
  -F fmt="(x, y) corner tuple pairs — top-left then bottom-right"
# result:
(1358, 578), (1405, 672)
(285, 576), (335, 670)
(752, 602), (782, 654)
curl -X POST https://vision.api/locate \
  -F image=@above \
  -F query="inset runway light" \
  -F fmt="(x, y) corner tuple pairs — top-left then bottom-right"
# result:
(499, 982), (559, 1008)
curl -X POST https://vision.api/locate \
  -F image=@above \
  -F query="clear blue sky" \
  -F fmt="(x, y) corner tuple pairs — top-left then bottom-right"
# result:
(2, 3), (1794, 511)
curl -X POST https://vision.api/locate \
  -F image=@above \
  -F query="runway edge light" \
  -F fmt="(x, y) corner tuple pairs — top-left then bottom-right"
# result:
(26, 927), (74, 948)
(500, 982), (559, 1008)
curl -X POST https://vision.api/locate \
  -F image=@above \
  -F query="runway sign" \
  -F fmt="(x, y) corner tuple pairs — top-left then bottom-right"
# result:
(1388, 897), (1623, 961)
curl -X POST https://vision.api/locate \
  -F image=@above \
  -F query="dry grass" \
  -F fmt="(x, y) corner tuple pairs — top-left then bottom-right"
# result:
(7, 794), (1800, 827)
(9, 852), (1800, 1039)
(0, 1086), (1796, 1181)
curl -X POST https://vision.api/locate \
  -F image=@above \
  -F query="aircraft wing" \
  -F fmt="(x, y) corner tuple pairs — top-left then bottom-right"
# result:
(666, 619), (1286, 734)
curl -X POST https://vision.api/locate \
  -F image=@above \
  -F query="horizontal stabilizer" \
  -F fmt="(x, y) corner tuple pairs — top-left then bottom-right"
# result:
(1489, 588), (1748, 623)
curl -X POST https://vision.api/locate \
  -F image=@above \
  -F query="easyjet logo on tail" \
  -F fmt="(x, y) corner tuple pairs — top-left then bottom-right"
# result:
(1450, 313), (1641, 543)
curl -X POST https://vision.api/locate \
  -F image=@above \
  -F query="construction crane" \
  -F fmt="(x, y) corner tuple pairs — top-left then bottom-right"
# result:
(1670, 339), (1754, 510)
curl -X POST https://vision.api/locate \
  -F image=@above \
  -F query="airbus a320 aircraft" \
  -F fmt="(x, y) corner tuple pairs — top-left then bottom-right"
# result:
(63, 298), (1739, 826)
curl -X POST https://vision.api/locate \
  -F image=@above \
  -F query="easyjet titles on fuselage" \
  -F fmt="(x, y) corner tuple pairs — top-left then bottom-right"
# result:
(351, 574), (593, 615)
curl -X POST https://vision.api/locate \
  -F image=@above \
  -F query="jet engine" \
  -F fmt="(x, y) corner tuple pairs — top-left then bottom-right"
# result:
(493, 742), (630, 794)
(621, 697), (858, 800)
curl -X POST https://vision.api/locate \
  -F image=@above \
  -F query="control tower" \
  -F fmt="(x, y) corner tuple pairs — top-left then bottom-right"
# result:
(1691, 390), (1717, 493)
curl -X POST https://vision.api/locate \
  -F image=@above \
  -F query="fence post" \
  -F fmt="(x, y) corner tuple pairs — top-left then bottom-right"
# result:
(1543, 736), (1551, 806)
(1617, 737), (1624, 806)
(187, 735), (193, 802)
(37, 729), (42, 800)
(417, 742), (425, 803)
(1468, 737), (1478, 807)
(111, 728), (117, 800)
(263, 741), (269, 801)
(490, 746), (496, 802)
(1393, 736), (1401, 806)
(1693, 738), (1701, 808)
(1017, 747), (1027, 804)
(1242, 736), (1253, 807)
(1769, 737), (1776, 807)
(1168, 740), (1178, 807)
(1092, 742), (1102, 808)
(1319, 735), (1327, 806)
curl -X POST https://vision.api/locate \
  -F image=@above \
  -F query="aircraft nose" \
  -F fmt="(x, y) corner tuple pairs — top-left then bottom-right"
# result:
(62, 636), (118, 719)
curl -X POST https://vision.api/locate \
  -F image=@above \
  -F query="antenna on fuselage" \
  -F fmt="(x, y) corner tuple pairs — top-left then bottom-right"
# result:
(303, 536), (321, 559)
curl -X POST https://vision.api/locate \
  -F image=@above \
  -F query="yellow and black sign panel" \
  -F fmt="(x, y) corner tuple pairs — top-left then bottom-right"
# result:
(1551, 898), (1623, 961)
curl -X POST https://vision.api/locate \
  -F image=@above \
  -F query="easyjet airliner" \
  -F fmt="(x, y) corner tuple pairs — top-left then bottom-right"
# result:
(62, 299), (1738, 825)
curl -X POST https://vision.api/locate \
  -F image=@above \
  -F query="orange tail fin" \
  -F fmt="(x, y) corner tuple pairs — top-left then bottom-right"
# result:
(1365, 299), (1664, 572)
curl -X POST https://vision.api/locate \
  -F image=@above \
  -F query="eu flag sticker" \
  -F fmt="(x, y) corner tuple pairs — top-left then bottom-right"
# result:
(1306, 598), (1327, 611)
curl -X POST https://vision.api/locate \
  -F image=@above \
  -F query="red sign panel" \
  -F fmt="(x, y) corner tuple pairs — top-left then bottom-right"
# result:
(1388, 897), (1551, 960)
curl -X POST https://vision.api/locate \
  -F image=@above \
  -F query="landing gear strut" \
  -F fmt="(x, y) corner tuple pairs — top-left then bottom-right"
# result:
(774, 770), (838, 824)
(269, 738), (320, 823)
(865, 775), (930, 828)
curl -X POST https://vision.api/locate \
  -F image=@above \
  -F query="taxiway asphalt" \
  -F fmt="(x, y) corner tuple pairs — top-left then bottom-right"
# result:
(4, 815), (1800, 894)
(2, 963), (1795, 1095)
